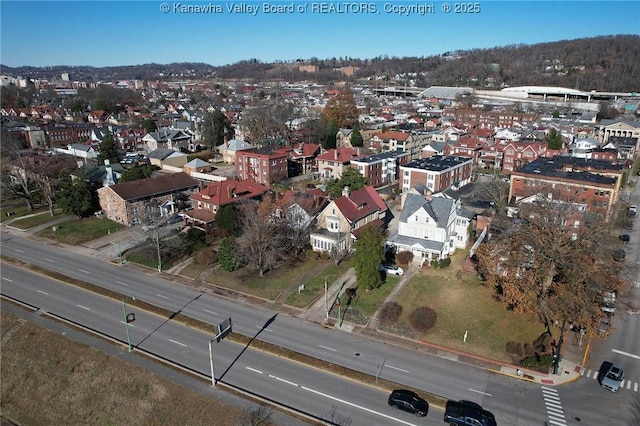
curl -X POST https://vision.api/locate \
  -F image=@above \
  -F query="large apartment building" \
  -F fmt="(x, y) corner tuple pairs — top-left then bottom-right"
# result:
(509, 156), (623, 220)
(350, 151), (411, 187)
(399, 155), (473, 193)
(236, 146), (290, 187)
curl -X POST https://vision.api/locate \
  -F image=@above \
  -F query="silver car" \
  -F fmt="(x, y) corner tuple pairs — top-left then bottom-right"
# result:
(598, 361), (624, 392)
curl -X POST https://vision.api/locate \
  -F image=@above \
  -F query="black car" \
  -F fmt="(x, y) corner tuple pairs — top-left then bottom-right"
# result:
(444, 400), (497, 426)
(388, 389), (429, 417)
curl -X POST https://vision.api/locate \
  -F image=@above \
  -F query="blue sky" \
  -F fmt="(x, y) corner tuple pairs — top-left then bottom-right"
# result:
(1, 1), (638, 67)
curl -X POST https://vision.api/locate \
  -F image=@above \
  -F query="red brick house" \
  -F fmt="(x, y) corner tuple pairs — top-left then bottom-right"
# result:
(97, 172), (199, 226)
(236, 146), (290, 187)
(399, 155), (473, 193)
(316, 147), (364, 181)
(502, 142), (548, 173)
(185, 178), (268, 231)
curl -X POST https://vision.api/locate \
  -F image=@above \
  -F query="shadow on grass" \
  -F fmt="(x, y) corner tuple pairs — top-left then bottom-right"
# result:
(216, 313), (278, 384)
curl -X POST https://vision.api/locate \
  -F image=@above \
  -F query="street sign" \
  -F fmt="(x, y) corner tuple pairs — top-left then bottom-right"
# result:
(215, 317), (232, 343)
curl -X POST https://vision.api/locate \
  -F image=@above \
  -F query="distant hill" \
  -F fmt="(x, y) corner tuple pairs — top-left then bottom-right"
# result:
(2, 35), (639, 91)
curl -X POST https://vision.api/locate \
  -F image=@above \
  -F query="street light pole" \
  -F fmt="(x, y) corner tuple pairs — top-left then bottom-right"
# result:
(122, 294), (136, 352)
(208, 339), (216, 388)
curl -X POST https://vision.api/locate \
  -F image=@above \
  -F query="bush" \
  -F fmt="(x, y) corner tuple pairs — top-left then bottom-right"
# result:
(430, 260), (439, 268)
(379, 302), (403, 325)
(408, 306), (437, 333)
(195, 248), (218, 266)
(396, 251), (414, 265)
(439, 257), (452, 268)
(520, 353), (554, 370)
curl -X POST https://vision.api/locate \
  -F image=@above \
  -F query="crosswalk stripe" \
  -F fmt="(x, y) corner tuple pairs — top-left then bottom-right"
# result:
(547, 407), (565, 416)
(627, 381), (632, 389)
(634, 383), (638, 392)
(543, 394), (560, 401)
(549, 412), (566, 420)
(547, 418), (567, 426)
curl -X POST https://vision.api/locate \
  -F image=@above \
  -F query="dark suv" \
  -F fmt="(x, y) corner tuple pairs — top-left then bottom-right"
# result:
(388, 389), (429, 417)
(444, 400), (497, 426)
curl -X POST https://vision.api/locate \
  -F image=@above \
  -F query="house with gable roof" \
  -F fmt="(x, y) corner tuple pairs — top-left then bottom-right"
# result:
(97, 172), (199, 226)
(147, 147), (188, 168)
(386, 185), (472, 262)
(310, 185), (388, 254)
(280, 187), (330, 229)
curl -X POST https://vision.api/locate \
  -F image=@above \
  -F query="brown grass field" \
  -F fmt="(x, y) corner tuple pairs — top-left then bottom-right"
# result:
(0, 310), (258, 426)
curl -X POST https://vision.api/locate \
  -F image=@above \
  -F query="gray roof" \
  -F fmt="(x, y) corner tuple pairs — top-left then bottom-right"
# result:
(226, 139), (254, 151)
(418, 86), (473, 99)
(185, 158), (209, 168)
(386, 231), (446, 252)
(400, 193), (454, 229)
(148, 148), (181, 160)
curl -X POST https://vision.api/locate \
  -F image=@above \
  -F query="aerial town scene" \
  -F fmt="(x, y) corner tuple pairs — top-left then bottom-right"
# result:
(1, 1), (639, 425)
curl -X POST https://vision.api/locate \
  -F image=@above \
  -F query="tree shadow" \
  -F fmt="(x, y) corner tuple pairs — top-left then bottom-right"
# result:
(216, 313), (278, 384)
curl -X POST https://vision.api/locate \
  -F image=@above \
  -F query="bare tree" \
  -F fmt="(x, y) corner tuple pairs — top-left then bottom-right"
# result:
(237, 97), (294, 144)
(237, 199), (289, 276)
(0, 131), (35, 210)
(33, 155), (78, 216)
(236, 405), (272, 426)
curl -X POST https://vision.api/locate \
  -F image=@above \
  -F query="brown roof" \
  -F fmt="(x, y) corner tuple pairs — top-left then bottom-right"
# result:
(190, 178), (268, 208)
(334, 186), (388, 223)
(106, 172), (199, 201)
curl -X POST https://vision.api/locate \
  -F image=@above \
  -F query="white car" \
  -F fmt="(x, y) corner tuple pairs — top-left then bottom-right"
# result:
(380, 264), (404, 276)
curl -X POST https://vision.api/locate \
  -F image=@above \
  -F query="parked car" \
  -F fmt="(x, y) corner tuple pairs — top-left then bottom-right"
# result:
(444, 400), (497, 426)
(619, 234), (630, 243)
(628, 205), (637, 216)
(388, 389), (428, 417)
(380, 264), (404, 276)
(613, 249), (626, 262)
(598, 361), (624, 392)
(600, 301), (616, 314)
(163, 214), (183, 225)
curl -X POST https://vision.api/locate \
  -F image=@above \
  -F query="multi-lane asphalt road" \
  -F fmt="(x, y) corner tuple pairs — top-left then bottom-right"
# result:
(1, 226), (639, 425)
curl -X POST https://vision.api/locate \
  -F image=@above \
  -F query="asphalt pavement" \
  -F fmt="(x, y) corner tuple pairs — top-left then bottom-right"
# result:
(2, 213), (584, 388)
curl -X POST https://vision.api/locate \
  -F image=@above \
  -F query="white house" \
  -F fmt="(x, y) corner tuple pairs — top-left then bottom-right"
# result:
(386, 186), (472, 262)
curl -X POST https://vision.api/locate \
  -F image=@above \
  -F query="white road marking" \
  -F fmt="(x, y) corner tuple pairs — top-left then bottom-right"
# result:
(634, 382), (638, 392)
(46, 258), (55, 263)
(14, 249), (24, 253)
(116, 281), (128, 286)
(37, 290), (49, 295)
(547, 419), (566, 426)
(386, 365), (410, 373)
(269, 375), (298, 387)
(79, 269), (90, 274)
(77, 304), (90, 311)
(120, 321), (134, 327)
(319, 345), (337, 352)
(246, 367), (263, 374)
(256, 325), (272, 332)
(156, 294), (169, 299)
(203, 309), (218, 315)
(302, 385), (418, 425)
(612, 348), (640, 360)
(468, 388), (492, 397)
(2, 277), (13, 282)
(169, 339), (187, 347)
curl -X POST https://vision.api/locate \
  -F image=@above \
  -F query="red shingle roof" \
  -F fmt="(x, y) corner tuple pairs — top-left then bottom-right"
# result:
(334, 186), (388, 223)
(190, 179), (268, 208)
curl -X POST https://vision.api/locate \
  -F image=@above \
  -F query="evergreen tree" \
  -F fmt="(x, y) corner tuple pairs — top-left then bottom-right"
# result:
(119, 165), (154, 183)
(141, 118), (157, 134)
(218, 237), (242, 271)
(97, 133), (120, 165)
(354, 226), (385, 290)
(201, 110), (234, 148)
(57, 173), (96, 218)
(215, 204), (239, 236)
(544, 129), (563, 150)
(350, 125), (363, 148)
(326, 167), (369, 198)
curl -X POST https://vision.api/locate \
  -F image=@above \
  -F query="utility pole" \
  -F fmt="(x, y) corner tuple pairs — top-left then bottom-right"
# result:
(122, 294), (137, 352)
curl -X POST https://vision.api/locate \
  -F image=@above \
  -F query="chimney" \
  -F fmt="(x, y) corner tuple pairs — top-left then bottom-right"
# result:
(227, 184), (232, 198)
(424, 188), (432, 202)
(104, 159), (110, 166)
(334, 149), (338, 160)
(342, 186), (350, 197)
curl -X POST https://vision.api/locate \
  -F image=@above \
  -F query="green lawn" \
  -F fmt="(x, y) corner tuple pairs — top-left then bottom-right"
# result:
(5, 210), (63, 230)
(284, 258), (355, 308)
(36, 217), (124, 245)
(348, 275), (401, 318)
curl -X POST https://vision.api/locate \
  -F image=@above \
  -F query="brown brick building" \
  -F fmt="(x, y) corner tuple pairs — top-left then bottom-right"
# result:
(399, 155), (473, 193)
(236, 146), (290, 187)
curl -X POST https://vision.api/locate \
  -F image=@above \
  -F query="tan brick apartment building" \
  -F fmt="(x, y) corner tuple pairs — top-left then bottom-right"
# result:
(236, 146), (290, 187)
(399, 155), (473, 193)
(509, 156), (622, 220)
